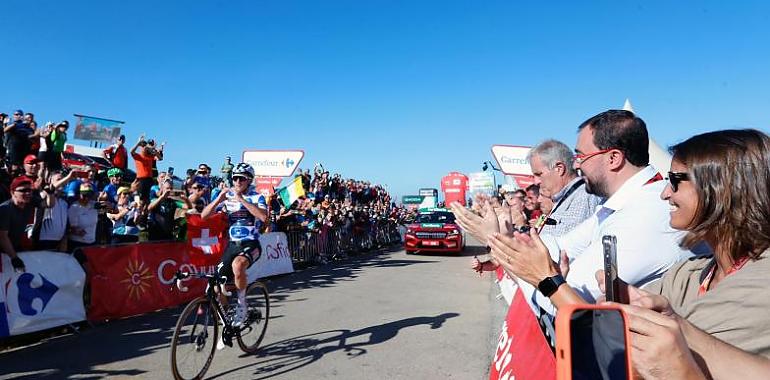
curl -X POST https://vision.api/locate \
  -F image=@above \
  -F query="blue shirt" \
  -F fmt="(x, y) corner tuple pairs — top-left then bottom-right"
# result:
(102, 183), (119, 204)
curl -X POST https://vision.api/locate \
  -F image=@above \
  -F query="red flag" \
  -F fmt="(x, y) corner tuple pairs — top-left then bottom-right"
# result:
(490, 288), (556, 380)
(186, 213), (229, 266)
(85, 242), (210, 321)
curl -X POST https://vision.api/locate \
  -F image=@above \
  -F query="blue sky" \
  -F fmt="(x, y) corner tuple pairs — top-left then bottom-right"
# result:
(2, 1), (769, 199)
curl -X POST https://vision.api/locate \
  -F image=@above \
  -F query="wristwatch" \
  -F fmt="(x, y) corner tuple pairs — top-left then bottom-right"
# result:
(537, 274), (566, 297)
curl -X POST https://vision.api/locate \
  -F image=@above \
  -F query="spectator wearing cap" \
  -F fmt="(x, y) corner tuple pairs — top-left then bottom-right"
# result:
(108, 186), (140, 244)
(0, 176), (55, 272)
(36, 170), (73, 251)
(102, 134), (127, 171)
(186, 176), (209, 213)
(100, 168), (123, 205)
(221, 156), (234, 186)
(67, 182), (99, 259)
(131, 134), (160, 202)
(63, 165), (98, 203)
(3, 109), (33, 172)
(47, 121), (68, 171)
(20, 154), (43, 189)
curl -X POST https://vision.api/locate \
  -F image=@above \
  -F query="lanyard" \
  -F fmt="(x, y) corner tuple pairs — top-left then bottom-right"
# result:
(535, 179), (584, 233)
(698, 256), (750, 296)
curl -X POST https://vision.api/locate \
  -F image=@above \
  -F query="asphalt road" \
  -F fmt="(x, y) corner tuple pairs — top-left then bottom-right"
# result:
(0, 242), (502, 380)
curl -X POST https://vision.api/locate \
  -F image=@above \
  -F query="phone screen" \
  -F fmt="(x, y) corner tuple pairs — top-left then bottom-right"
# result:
(570, 309), (629, 380)
(602, 235), (620, 303)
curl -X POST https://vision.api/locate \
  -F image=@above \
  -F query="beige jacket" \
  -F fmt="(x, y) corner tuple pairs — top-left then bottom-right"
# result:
(647, 250), (770, 357)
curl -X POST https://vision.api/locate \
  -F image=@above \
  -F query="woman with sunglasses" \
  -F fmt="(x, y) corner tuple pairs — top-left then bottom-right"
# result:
(597, 129), (770, 379)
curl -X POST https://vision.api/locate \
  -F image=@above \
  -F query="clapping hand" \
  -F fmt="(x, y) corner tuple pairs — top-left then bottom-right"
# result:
(450, 200), (501, 246)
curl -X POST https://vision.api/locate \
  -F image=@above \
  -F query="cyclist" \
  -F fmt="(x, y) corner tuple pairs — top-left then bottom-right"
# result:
(201, 162), (267, 327)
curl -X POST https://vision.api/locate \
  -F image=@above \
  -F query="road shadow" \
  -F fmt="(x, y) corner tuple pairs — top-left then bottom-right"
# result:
(265, 248), (438, 295)
(0, 307), (180, 379)
(207, 312), (460, 380)
(0, 248), (435, 379)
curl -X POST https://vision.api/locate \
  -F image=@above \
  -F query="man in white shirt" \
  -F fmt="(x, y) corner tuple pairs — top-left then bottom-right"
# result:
(488, 110), (695, 315)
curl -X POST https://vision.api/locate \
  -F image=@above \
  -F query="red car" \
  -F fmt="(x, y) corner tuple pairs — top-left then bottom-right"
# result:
(404, 208), (465, 254)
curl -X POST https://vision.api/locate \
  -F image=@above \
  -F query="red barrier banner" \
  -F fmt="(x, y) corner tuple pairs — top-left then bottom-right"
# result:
(85, 242), (217, 322)
(490, 288), (556, 380)
(186, 213), (229, 266)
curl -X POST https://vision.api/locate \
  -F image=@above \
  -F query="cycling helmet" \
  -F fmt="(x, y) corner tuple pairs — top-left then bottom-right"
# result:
(232, 162), (255, 179)
(107, 168), (123, 177)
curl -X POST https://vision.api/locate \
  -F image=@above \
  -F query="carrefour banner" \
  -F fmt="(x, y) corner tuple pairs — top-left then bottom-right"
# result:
(74, 114), (124, 143)
(0, 251), (86, 337)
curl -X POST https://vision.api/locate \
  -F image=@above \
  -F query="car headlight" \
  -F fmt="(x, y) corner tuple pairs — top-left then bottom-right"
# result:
(447, 229), (460, 235)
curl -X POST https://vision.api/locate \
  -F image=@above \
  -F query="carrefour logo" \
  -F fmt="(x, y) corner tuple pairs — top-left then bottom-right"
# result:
(501, 156), (529, 165)
(252, 158), (295, 168)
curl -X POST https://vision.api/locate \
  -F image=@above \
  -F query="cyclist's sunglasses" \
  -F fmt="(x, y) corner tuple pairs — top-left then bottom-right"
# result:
(666, 171), (690, 192)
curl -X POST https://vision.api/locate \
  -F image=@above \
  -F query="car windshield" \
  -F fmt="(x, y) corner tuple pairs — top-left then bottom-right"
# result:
(415, 212), (455, 224)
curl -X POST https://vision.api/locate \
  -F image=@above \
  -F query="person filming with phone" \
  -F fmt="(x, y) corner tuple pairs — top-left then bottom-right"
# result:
(594, 129), (770, 379)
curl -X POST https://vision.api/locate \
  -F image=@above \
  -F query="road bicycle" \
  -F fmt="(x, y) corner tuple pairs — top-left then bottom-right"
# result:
(170, 271), (269, 380)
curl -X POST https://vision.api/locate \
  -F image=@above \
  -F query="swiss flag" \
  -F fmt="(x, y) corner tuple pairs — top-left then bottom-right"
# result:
(186, 213), (229, 266)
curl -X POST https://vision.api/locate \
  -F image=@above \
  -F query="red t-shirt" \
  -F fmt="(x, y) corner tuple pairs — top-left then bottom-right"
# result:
(132, 151), (155, 179)
(104, 144), (128, 170)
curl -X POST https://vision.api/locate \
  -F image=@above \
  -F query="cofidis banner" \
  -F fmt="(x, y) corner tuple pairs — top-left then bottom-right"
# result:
(0, 251), (86, 337)
(247, 232), (294, 281)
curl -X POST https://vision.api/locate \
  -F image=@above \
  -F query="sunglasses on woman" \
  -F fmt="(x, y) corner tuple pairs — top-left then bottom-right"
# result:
(666, 171), (690, 192)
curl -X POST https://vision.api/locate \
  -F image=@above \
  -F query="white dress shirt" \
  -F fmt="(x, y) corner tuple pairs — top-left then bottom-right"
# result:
(537, 165), (694, 316)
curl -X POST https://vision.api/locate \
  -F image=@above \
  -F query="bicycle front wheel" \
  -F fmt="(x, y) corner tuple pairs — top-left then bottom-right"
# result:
(170, 297), (219, 380)
(236, 281), (270, 354)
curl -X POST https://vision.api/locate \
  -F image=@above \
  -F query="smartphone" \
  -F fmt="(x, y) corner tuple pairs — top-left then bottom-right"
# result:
(556, 303), (633, 380)
(602, 235), (620, 303)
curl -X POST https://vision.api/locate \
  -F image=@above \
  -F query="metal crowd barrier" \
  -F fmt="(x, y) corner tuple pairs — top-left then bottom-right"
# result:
(283, 222), (403, 265)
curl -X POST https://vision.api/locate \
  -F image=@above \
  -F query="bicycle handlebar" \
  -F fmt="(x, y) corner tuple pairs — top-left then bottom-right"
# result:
(174, 270), (231, 294)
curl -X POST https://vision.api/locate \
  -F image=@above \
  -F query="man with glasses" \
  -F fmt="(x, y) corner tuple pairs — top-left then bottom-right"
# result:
(488, 110), (697, 317)
(0, 177), (55, 272)
(201, 162), (267, 331)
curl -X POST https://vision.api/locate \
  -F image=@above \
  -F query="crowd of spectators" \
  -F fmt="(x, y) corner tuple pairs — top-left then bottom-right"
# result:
(270, 166), (403, 240)
(454, 110), (770, 378)
(0, 108), (399, 273)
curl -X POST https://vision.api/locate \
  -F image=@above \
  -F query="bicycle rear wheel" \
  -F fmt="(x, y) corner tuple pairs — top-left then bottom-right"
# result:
(171, 297), (219, 380)
(236, 281), (270, 354)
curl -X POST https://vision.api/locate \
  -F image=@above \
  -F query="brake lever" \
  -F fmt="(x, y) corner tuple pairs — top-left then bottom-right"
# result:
(220, 276), (232, 297)
(174, 271), (189, 292)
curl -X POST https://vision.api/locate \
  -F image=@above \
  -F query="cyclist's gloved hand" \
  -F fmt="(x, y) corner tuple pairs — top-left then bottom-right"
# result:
(11, 256), (25, 273)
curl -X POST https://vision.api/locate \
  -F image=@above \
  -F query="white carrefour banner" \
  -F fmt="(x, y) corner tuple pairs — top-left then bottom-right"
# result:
(242, 150), (305, 177)
(491, 145), (533, 176)
(247, 232), (295, 282)
(1, 251), (86, 337)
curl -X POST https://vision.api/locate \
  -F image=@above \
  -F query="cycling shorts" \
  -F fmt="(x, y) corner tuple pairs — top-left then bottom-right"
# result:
(217, 239), (262, 280)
